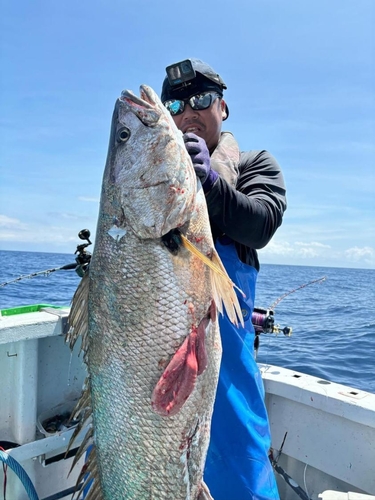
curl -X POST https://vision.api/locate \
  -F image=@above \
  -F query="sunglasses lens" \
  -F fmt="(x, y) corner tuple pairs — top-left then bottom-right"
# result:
(191, 92), (215, 110)
(164, 100), (184, 116)
(164, 92), (219, 116)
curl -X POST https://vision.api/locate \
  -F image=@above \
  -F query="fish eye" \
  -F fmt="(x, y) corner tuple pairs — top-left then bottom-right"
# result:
(116, 127), (131, 143)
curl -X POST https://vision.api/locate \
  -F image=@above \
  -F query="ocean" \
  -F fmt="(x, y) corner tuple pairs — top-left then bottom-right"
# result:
(1, 249), (374, 394)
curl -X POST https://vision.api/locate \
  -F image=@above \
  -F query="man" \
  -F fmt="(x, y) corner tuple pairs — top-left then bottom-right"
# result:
(161, 58), (286, 500)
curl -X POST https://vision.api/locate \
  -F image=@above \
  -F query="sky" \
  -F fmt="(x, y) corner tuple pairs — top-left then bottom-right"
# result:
(0, 0), (374, 269)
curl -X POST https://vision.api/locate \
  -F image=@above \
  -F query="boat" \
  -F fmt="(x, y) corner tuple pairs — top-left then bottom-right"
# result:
(0, 304), (374, 500)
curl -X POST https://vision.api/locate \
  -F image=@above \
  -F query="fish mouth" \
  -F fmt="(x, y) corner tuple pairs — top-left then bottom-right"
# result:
(120, 85), (161, 126)
(121, 88), (153, 110)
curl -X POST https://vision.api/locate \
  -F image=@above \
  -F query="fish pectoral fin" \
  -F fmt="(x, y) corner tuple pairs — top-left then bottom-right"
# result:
(151, 317), (209, 417)
(210, 249), (244, 327)
(180, 235), (244, 327)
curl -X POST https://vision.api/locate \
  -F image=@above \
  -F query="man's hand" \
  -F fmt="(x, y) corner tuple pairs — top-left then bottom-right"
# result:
(183, 133), (218, 191)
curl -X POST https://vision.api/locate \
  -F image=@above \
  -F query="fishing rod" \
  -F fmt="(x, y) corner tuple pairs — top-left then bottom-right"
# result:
(0, 263), (78, 287)
(252, 276), (326, 354)
(270, 276), (327, 310)
(0, 229), (92, 287)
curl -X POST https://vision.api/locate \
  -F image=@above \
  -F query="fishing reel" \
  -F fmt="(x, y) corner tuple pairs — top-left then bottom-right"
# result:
(252, 307), (292, 356)
(74, 229), (92, 277)
(251, 307), (292, 337)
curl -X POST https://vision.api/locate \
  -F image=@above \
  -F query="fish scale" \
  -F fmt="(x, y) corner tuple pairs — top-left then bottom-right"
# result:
(87, 234), (220, 499)
(67, 85), (241, 499)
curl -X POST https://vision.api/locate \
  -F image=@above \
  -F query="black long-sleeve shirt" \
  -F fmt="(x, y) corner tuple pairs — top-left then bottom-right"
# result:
(206, 150), (287, 271)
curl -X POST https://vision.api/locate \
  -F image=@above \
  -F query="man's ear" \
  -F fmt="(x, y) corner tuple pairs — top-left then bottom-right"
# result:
(221, 99), (228, 120)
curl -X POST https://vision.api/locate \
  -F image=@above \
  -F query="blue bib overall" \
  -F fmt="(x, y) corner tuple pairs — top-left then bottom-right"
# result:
(204, 238), (279, 499)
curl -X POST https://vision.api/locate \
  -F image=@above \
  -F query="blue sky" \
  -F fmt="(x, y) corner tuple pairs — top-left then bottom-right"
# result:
(1, 0), (374, 269)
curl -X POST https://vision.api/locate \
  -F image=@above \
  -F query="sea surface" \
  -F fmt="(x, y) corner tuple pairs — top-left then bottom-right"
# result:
(1, 250), (374, 393)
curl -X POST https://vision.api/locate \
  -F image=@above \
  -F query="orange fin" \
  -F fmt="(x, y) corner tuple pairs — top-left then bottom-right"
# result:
(180, 234), (244, 326)
(210, 248), (244, 327)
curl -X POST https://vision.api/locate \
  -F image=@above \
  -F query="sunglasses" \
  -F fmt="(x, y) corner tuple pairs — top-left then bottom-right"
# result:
(163, 91), (221, 116)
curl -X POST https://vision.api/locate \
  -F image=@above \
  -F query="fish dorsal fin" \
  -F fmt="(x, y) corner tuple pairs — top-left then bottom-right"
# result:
(66, 270), (90, 354)
(180, 234), (244, 327)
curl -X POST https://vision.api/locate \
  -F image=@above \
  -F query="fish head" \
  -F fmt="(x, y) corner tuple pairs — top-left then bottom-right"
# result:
(102, 84), (196, 239)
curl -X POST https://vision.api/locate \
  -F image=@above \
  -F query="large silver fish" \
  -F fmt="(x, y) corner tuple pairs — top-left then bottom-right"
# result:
(67, 85), (242, 500)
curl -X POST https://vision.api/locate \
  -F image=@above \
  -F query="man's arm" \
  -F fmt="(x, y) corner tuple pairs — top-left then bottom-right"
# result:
(205, 150), (287, 249)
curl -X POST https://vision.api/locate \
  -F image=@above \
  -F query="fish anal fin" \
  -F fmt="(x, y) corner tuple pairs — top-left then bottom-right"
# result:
(198, 481), (214, 500)
(151, 315), (210, 417)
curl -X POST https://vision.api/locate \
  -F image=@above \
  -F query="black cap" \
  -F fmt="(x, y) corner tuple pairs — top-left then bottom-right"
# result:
(161, 58), (229, 119)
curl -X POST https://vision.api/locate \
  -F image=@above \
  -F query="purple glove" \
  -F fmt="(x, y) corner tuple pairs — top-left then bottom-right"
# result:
(183, 133), (218, 192)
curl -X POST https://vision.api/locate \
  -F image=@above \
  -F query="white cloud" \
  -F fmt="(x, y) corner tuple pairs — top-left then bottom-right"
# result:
(0, 214), (28, 242)
(345, 246), (375, 265)
(0, 214), (27, 229)
(60, 213), (84, 220)
(295, 241), (331, 249)
(260, 240), (331, 259)
(259, 237), (375, 269)
(78, 196), (100, 203)
(0, 226), (77, 244)
(0, 214), (96, 253)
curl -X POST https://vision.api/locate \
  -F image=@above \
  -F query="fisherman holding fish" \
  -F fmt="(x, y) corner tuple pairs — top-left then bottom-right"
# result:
(68, 60), (286, 499)
(161, 58), (287, 499)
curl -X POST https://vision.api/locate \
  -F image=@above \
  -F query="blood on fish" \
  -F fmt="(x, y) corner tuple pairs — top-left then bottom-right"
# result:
(151, 313), (211, 417)
(193, 236), (204, 244)
(179, 422), (200, 459)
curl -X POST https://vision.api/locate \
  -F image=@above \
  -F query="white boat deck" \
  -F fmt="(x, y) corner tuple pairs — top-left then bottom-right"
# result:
(260, 364), (375, 497)
(1, 307), (374, 499)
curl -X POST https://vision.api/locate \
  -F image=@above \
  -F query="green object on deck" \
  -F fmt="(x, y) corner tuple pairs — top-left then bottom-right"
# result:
(0, 304), (66, 316)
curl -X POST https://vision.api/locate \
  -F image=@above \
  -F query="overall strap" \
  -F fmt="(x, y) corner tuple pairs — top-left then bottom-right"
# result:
(210, 132), (240, 188)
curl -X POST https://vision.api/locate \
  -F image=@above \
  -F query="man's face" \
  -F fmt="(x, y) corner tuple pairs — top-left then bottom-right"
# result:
(171, 95), (227, 153)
